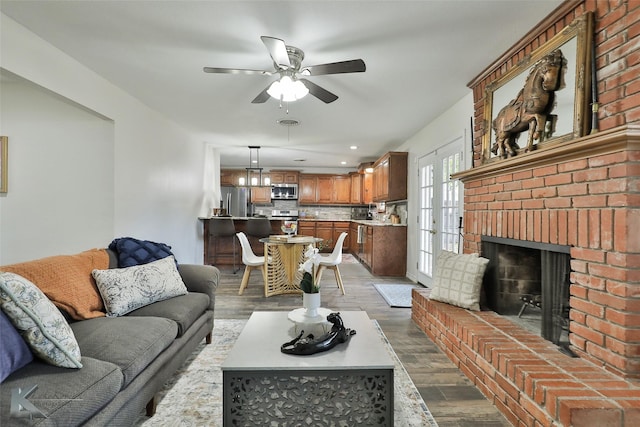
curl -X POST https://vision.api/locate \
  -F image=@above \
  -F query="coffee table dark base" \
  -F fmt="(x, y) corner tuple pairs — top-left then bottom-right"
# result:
(223, 368), (394, 426)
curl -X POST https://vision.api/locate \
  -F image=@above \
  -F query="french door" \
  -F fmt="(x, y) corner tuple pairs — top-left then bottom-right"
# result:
(417, 139), (464, 285)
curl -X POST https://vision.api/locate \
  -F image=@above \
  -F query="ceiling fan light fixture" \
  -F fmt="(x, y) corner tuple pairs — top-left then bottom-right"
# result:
(267, 75), (309, 102)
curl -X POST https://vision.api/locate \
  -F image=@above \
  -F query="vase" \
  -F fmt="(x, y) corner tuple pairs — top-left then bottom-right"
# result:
(303, 292), (321, 318)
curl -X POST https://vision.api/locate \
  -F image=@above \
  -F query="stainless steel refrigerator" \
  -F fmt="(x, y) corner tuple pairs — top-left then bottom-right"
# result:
(221, 186), (249, 217)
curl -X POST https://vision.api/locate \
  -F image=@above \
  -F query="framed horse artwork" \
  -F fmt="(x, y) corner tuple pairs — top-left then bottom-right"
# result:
(482, 13), (594, 162)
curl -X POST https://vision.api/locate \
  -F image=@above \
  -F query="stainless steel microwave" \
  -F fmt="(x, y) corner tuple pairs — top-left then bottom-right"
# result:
(271, 183), (298, 200)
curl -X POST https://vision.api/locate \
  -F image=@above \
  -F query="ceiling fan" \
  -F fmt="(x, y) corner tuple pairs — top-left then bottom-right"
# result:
(203, 36), (366, 104)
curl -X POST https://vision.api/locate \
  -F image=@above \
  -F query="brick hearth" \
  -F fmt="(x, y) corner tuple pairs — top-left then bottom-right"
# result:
(412, 290), (640, 427)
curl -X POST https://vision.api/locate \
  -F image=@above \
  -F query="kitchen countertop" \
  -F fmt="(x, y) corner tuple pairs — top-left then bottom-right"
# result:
(300, 218), (406, 227)
(199, 216), (406, 226)
(199, 216), (286, 220)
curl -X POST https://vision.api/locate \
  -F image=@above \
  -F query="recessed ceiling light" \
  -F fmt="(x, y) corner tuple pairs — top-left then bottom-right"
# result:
(341, 161), (347, 165)
(350, 145), (358, 150)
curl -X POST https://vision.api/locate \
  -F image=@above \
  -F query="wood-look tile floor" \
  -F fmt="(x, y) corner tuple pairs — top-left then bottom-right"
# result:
(214, 258), (511, 427)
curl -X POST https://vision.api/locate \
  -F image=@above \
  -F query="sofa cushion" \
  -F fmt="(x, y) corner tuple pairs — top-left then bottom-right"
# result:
(0, 310), (33, 383)
(0, 357), (122, 424)
(108, 237), (176, 268)
(429, 251), (489, 311)
(0, 249), (109, 320)
(0, 272), (83, 368)
(70, 316), (177, 387)
(92, 256), (188, 317)
(127, 293), (210, 337)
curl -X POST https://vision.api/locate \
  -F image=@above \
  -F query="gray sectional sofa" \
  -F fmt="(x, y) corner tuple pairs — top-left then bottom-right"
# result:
(0, 248), (219, 426)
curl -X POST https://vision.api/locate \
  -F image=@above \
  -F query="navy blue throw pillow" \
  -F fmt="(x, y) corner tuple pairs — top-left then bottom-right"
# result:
(1, 310), (33, 383)
(108, 237), (177, 268)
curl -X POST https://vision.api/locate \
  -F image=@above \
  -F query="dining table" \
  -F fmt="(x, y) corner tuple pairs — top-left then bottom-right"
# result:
(259, 235), (323, 297)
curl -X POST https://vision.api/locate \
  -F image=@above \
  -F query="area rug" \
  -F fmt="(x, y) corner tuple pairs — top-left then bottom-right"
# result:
(135, 319), (438, 426)
(374, 284), (419, 308)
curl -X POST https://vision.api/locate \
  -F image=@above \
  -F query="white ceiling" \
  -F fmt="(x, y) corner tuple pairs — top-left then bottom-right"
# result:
(1, 0), (563, 170)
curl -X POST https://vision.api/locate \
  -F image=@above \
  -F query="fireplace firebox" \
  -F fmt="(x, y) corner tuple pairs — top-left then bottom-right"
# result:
(481, 236), (572, 349)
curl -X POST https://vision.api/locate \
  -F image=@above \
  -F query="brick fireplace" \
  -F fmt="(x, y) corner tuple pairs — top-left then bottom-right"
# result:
(458, 125), (640, 378)
(413, 1), (640, 425)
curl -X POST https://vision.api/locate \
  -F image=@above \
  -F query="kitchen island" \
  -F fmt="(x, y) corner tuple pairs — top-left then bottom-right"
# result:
(201, 217), (284, 266)
(298, 218), (407, 277)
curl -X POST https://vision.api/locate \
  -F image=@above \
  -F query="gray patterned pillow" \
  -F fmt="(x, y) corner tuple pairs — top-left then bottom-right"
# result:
(92, 255), (187, 317)
(429, 251), (489, 311)
(0, 272), (83, 368)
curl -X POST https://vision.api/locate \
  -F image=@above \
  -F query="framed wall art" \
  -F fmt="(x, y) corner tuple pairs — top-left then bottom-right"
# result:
(482, 13), (593, 163)
(1, 136), (7, 193)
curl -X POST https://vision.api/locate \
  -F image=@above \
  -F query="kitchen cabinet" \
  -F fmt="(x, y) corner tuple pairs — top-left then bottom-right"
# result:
(349, 222), (359, 254)
(315, 221), (334, 252)
(250, 186), (271, 203)
(298, 175), (317, 204)
(269, 170), (299, 184)
(221, 169), (244, 186)
(221, 169), (270, 186)
(333, 221), (350, 250)
(350, 172), (362, 204)
(363, 172), (373, 204)
(297, 220), (350, 253)
(372, 152), (408, 202)
(363, 226), (373, 267)
(354, 222), (407, 276)
(316, 176), (334, 204)
(299, 174), (352, 205)
(333, 176), (351, 204)
(297, 221), (315, 237)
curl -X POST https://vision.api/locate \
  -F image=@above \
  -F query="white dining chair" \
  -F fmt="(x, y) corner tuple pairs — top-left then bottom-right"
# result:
(315, 232), (348, 295)
(236, 232), (266, 296)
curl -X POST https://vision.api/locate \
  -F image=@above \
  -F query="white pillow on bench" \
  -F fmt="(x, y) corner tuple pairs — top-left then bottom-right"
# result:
(429, 251), (489, 311)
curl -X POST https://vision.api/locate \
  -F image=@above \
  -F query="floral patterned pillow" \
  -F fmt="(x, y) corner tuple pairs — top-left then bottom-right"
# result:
(0, 272), (83, 368)
(92, 255), (187, 317)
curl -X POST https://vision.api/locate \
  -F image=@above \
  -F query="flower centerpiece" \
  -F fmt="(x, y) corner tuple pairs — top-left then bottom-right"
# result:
(299, 244), (321, 317)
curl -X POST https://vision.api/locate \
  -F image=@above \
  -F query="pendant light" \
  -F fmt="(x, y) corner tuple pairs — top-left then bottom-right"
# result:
(244, 146), (263, 186)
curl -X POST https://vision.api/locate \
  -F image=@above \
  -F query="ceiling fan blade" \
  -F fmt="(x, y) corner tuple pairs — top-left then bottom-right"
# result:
(261, 36), (291, 69)
(251, 85), (271, 104)
(303, 59), (366, 76)
(299, 79), (338, 103)
(203, 67), (272, 75)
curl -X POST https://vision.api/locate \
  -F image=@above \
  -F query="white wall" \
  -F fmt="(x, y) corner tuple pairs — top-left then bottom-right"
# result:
(0, 75), (114, 263)
(398, 92), (474, 282)
(0, 14), (206, 264)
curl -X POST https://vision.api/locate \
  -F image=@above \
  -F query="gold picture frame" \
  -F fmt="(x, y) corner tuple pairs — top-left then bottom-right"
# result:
(1, 136), (7, 193)
(482, 12), (593, 163)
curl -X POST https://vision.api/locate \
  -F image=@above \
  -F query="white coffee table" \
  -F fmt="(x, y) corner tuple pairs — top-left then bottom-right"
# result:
(221, 311), (395, 426)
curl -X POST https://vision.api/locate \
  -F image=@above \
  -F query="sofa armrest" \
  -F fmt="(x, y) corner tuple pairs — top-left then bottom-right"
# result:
(178, 264), (219, 311)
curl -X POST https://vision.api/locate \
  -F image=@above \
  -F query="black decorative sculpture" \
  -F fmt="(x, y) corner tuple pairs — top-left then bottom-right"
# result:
(281, 312), (356, 356)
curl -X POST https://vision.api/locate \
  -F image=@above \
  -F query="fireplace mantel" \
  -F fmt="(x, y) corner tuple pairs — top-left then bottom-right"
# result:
(453, 124), (640, 182)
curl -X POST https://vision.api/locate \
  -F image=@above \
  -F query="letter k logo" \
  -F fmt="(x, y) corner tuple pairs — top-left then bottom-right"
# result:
(10, 385), (47, 419)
